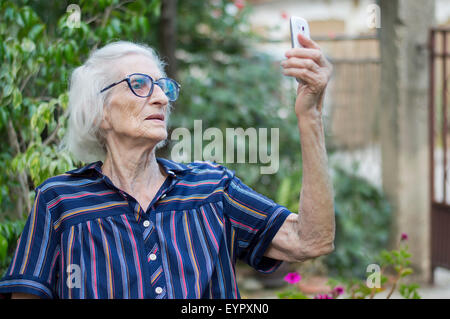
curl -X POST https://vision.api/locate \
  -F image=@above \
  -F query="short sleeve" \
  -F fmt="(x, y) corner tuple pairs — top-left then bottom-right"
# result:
(222, 170), (293, 273)
(0, 187), (59, 299)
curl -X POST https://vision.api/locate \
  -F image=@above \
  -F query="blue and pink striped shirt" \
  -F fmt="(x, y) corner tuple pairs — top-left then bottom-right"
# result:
(0, 158), (292, 299)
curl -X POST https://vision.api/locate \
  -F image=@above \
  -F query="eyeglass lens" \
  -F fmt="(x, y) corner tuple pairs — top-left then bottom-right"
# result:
(129, 74), (179, 101)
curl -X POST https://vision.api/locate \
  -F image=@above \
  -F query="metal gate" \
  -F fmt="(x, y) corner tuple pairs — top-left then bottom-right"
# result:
(429, 27), (450, 279)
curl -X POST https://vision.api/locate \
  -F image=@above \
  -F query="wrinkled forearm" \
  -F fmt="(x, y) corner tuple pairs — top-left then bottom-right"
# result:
(296, 113), (335, 257)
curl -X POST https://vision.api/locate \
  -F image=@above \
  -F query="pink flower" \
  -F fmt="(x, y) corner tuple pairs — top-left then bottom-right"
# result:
(401, 233), (408, 241)
(334, 286), (344, 296)
(233, 0), (245, 10)
(284, 272), (301, 284)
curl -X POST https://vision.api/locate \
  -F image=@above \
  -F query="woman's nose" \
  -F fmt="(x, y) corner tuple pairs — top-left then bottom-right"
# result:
(149, 84), (169, 106)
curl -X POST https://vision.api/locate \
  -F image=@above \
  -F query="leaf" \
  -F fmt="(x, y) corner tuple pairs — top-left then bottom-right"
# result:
(48, 160), (58, 176)
(63, 43), (74, 62)
(0, 234), (8, 261)
(21, 38), (36, 53)
(400, 268), (413, 277)
(12, 88), (22, 109)
(0, 108), (8, 130)
(379, 250), (393, 265)
(2, 84), (13, 98)
(28, 24), (45, 40)
(400, 250), (412, 259)
(276, 176), (291, 207)
(58, 93), (69, 110)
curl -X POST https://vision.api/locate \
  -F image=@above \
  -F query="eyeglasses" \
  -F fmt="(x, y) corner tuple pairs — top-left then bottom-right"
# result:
(100, 73), (181, 102)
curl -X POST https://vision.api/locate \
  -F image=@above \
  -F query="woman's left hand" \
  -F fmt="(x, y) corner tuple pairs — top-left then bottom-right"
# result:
(281, 33), (333, 120)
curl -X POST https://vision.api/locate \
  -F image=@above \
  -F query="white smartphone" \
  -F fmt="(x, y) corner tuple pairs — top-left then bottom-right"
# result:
(289, 16), (310, 83)
(290, 16), (310, 48)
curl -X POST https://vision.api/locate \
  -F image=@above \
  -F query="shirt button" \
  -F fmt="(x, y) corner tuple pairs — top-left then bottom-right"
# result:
(143, 220), (150, 228)
(155, 287), (163, 294)
(149, 253), (157, 261)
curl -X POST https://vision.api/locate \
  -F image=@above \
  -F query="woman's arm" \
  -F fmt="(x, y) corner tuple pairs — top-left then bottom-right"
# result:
(265, 114), (335, 262)
(264, 33), (335, 262)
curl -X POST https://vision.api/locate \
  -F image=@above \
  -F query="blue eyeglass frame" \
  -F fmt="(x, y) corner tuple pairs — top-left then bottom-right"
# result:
(100, 73), (181, 102)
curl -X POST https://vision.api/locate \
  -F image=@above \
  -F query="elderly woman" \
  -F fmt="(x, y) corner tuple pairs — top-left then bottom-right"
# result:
(0, 33), (335, 299)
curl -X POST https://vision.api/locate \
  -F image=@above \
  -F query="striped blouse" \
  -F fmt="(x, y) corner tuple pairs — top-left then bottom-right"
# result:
(0, 158), (292, 299)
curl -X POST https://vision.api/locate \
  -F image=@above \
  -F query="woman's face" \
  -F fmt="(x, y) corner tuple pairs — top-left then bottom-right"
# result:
(100, 54), (169, 147)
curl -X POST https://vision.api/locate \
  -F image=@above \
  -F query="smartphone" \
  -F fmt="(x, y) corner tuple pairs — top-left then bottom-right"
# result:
(290, 16), (310, 48)
(289, 16), (310, 83)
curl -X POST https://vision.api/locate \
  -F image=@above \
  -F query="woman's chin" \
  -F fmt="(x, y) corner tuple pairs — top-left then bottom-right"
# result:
(131, 125), (167, 142)
(144, 131), (168, 143)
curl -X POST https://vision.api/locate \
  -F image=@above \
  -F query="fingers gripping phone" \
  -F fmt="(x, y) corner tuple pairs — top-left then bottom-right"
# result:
(289, 16), (311, 82)
(290, 16), (310, 48)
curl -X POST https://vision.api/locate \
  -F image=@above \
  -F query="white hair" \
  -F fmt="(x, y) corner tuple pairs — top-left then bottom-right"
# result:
(60, 41), (171, 164)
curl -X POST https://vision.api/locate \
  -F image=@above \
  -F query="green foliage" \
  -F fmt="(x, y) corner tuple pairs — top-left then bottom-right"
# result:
(399, 283), (420, 299)
(0, 219), (26, 276)
(347, 239), (420, 299)
(177, 0), (253, 60)
(325, 163), (392, 279)
(277, 289), (309, 299)
(0, 0), (162, 218)
(275, 165), (302, 213)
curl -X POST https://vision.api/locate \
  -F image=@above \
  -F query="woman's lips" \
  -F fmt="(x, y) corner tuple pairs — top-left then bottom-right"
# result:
(145, 114), (165, 122)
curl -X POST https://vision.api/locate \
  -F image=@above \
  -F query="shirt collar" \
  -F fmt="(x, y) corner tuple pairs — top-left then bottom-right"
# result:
(65, 161), (103, 176)
(65, 158), (192, 177)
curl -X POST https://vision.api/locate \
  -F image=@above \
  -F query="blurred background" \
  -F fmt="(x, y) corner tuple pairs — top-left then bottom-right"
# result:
(0, 0), (449, 298)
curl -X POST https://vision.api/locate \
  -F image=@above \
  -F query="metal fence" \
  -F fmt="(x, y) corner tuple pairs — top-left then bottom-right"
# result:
(314, 34), (382, 188)
(315, 34), (380, 150)
(429, 27), (450, 275)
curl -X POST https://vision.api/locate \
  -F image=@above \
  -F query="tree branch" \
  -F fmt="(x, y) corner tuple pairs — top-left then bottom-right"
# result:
(7, 119), (32, 216)
(42, 108), (69, 147)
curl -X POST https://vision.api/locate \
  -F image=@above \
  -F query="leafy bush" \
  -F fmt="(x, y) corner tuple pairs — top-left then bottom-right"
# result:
(329, 164), (392, 278)
(0, 0), (163, 218)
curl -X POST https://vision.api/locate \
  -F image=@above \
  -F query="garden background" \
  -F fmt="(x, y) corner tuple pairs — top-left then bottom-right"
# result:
(1, 0), (449, 299)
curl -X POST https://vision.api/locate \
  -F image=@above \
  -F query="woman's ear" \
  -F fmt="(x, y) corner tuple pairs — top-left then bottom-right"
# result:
(96, 107), (109, 147)
(99, 102), (112, 131)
